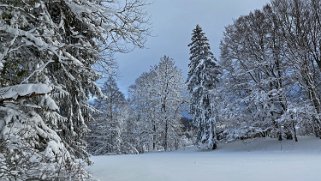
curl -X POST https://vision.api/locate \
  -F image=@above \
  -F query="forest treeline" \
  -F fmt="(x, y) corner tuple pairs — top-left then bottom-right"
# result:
(88, 0), (321, 154)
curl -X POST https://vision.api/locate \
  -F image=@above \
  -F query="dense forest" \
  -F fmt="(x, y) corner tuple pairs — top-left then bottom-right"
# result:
(1, 0), (321, 180)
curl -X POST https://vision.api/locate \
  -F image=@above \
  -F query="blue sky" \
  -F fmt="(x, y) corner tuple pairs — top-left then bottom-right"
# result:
(113, 0), (270, 94)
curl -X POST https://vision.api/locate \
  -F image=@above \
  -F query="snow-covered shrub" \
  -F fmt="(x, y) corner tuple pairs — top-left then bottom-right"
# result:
(221, 127), (272, 142)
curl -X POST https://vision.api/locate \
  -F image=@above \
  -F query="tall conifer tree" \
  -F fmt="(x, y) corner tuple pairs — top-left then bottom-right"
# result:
(187, 25), (221, 149)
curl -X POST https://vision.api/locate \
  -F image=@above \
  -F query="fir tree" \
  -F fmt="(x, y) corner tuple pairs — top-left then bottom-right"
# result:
(187, 25), (221, 150)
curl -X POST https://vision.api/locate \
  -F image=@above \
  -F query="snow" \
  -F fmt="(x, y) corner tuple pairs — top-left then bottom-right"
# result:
(0, 84), (52, 101)
(41, 94), (59, 111)
(89, 137), (321, 181)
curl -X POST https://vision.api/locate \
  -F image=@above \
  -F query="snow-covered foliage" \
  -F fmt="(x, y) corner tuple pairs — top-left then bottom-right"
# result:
(87, 76), (133, 155)
(0, 84), (52, 101)
(0, 84), (91, 180)
(88, 57), (187, 155)
(220, 0), (321, 141)
(0, 0), (147, 179)
(128, 56), (186, 152)
(187, 25), (221, 150)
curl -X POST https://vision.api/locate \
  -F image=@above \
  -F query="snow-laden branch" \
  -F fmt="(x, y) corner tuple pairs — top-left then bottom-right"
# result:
(0, 84), (52, 102)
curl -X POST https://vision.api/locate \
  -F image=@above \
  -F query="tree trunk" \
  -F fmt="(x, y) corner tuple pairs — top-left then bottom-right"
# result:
(209, 117), (217, 150)
(301, 61), (321, 138)
(197, 120), (202, 143)
(292, 119), (298, 142)
(153, 122), (156, 150)
(164, 119), (168, 151)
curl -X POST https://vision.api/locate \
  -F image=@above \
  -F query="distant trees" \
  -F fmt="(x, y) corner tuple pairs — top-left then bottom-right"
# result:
(220, 0), (321, 141)
(128, 56), (186, 152)
(88, 56), (189, 154)
(187, 25), (221, 149)
(88, 76), (130, 155)
(155, 56), (185, 151)
(86, 0), (321, 156)
(129, 70), (158, 152)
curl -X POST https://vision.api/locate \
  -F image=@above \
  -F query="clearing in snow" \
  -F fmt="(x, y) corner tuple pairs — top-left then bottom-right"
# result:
(89, 137), (321, 181)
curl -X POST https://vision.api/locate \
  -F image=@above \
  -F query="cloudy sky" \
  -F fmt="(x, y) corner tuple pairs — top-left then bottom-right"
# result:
(114, 0), (270, 94)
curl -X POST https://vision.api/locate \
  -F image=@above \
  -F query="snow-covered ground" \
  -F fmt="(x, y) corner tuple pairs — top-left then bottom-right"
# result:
(89, 137), (321, 181)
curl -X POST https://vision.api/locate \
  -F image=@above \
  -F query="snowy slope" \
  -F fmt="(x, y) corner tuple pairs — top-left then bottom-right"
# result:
(89, 137), (321, 181)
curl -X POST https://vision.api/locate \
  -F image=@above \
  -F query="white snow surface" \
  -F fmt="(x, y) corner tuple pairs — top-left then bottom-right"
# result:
(89, 136), (321, 181)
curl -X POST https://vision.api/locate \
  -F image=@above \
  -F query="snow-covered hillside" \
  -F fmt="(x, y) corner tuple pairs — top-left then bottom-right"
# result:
(89, 137), (321, 181)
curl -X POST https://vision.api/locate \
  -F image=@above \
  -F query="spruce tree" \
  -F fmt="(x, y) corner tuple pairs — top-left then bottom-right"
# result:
(187, 25), (221, 150)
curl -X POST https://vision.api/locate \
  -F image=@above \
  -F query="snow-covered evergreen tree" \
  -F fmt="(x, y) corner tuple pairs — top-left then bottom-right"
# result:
(187, 25), (221, 150)
(0, 0), (147, 179)
(0, 84), (83, 180)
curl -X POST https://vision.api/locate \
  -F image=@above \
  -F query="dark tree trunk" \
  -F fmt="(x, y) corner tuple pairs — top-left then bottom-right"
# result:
(153, 123), (156, 150)
(164, 119), (168, 151)
(212, 142), (217, 150)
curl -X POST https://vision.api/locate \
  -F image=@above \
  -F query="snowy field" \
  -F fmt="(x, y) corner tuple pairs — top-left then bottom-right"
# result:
(89, 137), (321, 181)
